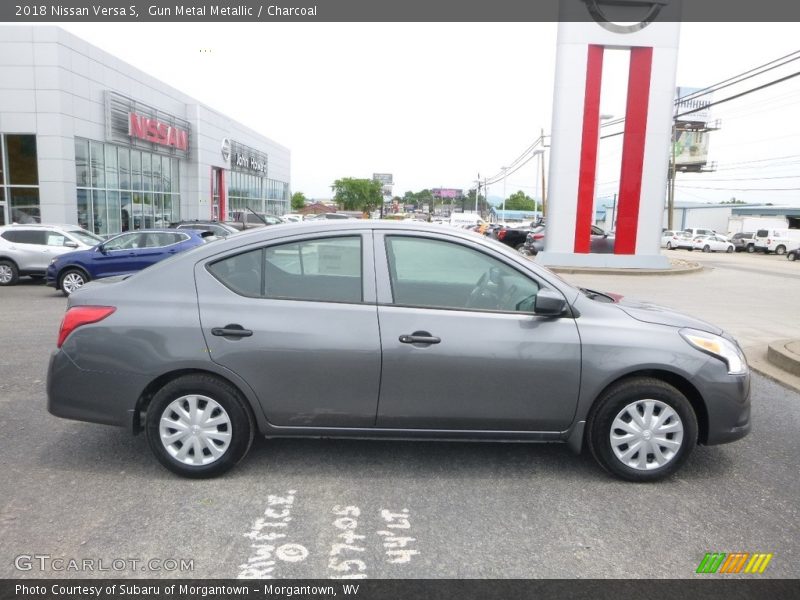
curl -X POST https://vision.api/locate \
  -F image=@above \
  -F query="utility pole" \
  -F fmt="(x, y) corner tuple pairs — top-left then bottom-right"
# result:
(540, 127), (547, 219)
(474, 173), (480, 213)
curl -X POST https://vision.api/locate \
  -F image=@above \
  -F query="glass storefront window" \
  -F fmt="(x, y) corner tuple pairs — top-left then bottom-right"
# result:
(6, 135), (39, 186)
(118, 148), (130, 190)
(142, 153), (151, 192)
(9, 187), (40, 223)
(75, 139), (89, 187)
(75, 138), (181, 235)
(104, 145), (118, 189)
(130, 150), (141, 191)
(89, 141), (105, 188)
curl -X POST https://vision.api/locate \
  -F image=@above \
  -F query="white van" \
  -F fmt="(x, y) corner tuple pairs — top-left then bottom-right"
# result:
(449, 213), (484, 228)
(754, 228), (800, 255)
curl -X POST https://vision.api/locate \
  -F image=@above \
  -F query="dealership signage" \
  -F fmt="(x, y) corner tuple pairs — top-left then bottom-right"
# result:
(105, 91), (191, 159)
(230, 141), (269, 175)
(128, 113), (189, 151)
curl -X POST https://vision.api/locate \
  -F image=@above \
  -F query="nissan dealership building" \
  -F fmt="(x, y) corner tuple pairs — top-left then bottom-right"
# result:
(0, 26), (290, 234)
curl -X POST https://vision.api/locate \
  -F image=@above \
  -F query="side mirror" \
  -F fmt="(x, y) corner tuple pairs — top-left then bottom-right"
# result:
(533, 289), (567, 316)
(64, 241), (79, 249)
(97, 244), (107, 254)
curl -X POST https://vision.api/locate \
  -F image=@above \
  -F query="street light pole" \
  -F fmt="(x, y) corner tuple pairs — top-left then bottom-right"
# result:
(501, 167), (508, 224)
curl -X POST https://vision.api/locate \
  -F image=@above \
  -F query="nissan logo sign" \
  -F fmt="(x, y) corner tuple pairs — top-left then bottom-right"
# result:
(583, 0), (671, 34)
(221, 138), (231, 162)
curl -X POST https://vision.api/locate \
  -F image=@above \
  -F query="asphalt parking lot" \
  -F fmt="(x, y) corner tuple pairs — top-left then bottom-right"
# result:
(1, 257), (799, 579)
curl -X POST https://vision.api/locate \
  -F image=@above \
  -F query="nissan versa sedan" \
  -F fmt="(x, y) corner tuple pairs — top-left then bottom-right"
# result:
(46, 221), (751, 481)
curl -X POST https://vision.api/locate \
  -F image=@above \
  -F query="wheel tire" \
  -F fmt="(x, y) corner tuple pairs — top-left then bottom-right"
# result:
(0, 259), (19, 286)
(746, 244), (755, 253)
(666, 242), (673, 249)
(145, 374), (255, 478)
(703, 245), (711, 253)
(515, 243), (525, 251)
(788, 252), (797, 262)
(775, 245), (786, 256)
(59, 268), (89, 296)
(726, 246), (733, 253)
(586, 377), (698, 482)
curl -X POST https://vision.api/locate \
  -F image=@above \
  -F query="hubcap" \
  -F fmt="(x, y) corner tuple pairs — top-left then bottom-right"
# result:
(0, 265), (12, 284)
(159, 394), (232, 466)
(610, 399), (684, 471)
(62, 272), (85, 294)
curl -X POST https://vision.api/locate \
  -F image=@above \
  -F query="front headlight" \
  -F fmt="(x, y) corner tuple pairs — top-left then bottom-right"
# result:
(680, 328), (748, 375)
(49, 258), (57, 265)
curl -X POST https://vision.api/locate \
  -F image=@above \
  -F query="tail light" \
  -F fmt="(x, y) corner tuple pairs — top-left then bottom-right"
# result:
(533, 233), (545, 240)
(58, 306), (116, 348)
(498, 230), (507, 240)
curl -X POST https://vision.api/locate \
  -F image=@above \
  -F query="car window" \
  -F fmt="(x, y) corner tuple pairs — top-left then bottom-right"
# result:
(385, 236), (540, 312)
(208, 236), (363, 303)
(103, 232), (143, 250)
(2, 230), (46, 245)
(45, 231), (70, 246)
(65, 229), (102, 246)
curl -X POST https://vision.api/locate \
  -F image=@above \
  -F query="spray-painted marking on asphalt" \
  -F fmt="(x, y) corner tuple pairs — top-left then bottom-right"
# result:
(237, 490), (309, 579)
(328, 505), (367, 579)
(378, 508), (419, 564)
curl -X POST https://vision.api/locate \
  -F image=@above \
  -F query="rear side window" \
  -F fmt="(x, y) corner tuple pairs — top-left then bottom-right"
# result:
(208, 236), (362, 303)
(756, 230), (768, 237)
(2, 230), (46, 244)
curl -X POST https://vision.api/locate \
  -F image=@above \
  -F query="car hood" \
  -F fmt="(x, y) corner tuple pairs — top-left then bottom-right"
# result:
(616, 298), (723, 335)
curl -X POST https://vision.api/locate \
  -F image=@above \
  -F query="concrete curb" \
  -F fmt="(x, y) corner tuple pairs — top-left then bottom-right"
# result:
(745, 344), (800, 394)
(767, 339), (800, 378)
(546, 259), (704, 276)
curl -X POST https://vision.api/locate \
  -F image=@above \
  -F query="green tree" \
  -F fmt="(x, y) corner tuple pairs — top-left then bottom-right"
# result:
(463, 188), (490, 214)
(291, 192), (307, 211)
(331, 178), (383, 214)
(504, 190), (539, 211)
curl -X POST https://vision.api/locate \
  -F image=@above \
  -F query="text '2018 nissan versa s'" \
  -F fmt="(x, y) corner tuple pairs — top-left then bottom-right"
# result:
(47, 221), (751, 481)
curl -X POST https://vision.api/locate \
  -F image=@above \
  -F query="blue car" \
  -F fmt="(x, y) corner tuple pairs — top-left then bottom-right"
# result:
(46, 229), (213, 296)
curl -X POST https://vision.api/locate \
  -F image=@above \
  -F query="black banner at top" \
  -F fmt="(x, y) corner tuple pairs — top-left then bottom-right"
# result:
(1, 0), (800, 22)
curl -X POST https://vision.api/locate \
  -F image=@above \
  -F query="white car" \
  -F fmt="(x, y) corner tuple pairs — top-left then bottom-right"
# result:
(691, 234), (734, 253)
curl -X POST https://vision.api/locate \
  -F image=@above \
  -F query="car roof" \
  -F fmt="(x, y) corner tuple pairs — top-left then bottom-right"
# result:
(0, 223), (87, 230)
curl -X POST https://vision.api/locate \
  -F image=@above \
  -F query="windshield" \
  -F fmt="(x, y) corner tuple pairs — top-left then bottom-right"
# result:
(66, 228), (104, 246)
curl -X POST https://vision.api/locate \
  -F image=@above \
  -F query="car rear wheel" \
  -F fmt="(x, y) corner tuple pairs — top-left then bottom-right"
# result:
(788, 252), (797, 262)
(726, 246), (733, 253)
(746, 244), (755, 253)
(59, 269), (89, 296)
(586, 377), (697, 482)
(775, 245), (786, 255)
(666, 242), (673, 249)
(0, 259), (19, 286)
(145, 374), (254, 478)
(703, 245), (711, 252)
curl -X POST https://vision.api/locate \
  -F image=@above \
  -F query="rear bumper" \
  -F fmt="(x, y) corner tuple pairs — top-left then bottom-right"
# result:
(47, 349), (147, 430)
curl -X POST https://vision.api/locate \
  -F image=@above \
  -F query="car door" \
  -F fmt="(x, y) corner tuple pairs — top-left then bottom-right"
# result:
(93, 232), (145, 277)
(135, 232), (185, 269)
(4, 229), (48, 271)
(195, 231), (381, 428)
(374, 231), (582, 431)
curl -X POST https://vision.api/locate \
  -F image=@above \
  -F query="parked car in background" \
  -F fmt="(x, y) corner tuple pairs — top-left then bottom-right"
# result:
(661, 230), (689, 249)
(0, 224), (103, 286)
(683, 227), (720, 240)
(524, 225), (615, 255)
(46, 229), (215, 296)
(227, 212), (283, 231)
(280, 214), (304, 223)
(47, 221), (750, 481)
(665, 231), (694, 250)
(759, 229), (800, 255)
(691, 235), (734, 253)
(169, 220), (239, 238)
(305, 212), (355, 221)
(495, 224), (543, 250)
(730, 232), (756, 253)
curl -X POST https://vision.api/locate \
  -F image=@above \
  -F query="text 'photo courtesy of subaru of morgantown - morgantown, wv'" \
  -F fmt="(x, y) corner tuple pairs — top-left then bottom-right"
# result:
(46, 221), (751, 482)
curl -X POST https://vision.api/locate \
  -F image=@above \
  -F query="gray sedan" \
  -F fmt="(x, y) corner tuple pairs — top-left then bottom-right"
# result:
(47, 221), (751, 481)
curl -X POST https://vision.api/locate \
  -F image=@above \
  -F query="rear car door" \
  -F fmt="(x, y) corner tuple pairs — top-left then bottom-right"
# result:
(2, 229), (47, 271)
(195, 231), (381, 428)
(374, 231), (582, 431)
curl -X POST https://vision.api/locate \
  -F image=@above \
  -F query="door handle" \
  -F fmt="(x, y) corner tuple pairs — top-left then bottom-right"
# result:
(212, 324), (253, 338)
(399, 331), (441, 345)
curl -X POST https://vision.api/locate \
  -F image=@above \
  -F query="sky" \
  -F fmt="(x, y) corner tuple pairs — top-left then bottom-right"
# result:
(56, 22), (800, 206)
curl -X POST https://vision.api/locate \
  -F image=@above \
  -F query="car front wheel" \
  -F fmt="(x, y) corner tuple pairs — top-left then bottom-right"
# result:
(788, 252), (797, 262)
(145, 374), (254, 478)
(59, 269), (89, 296)
(586, 378), (698, 482)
